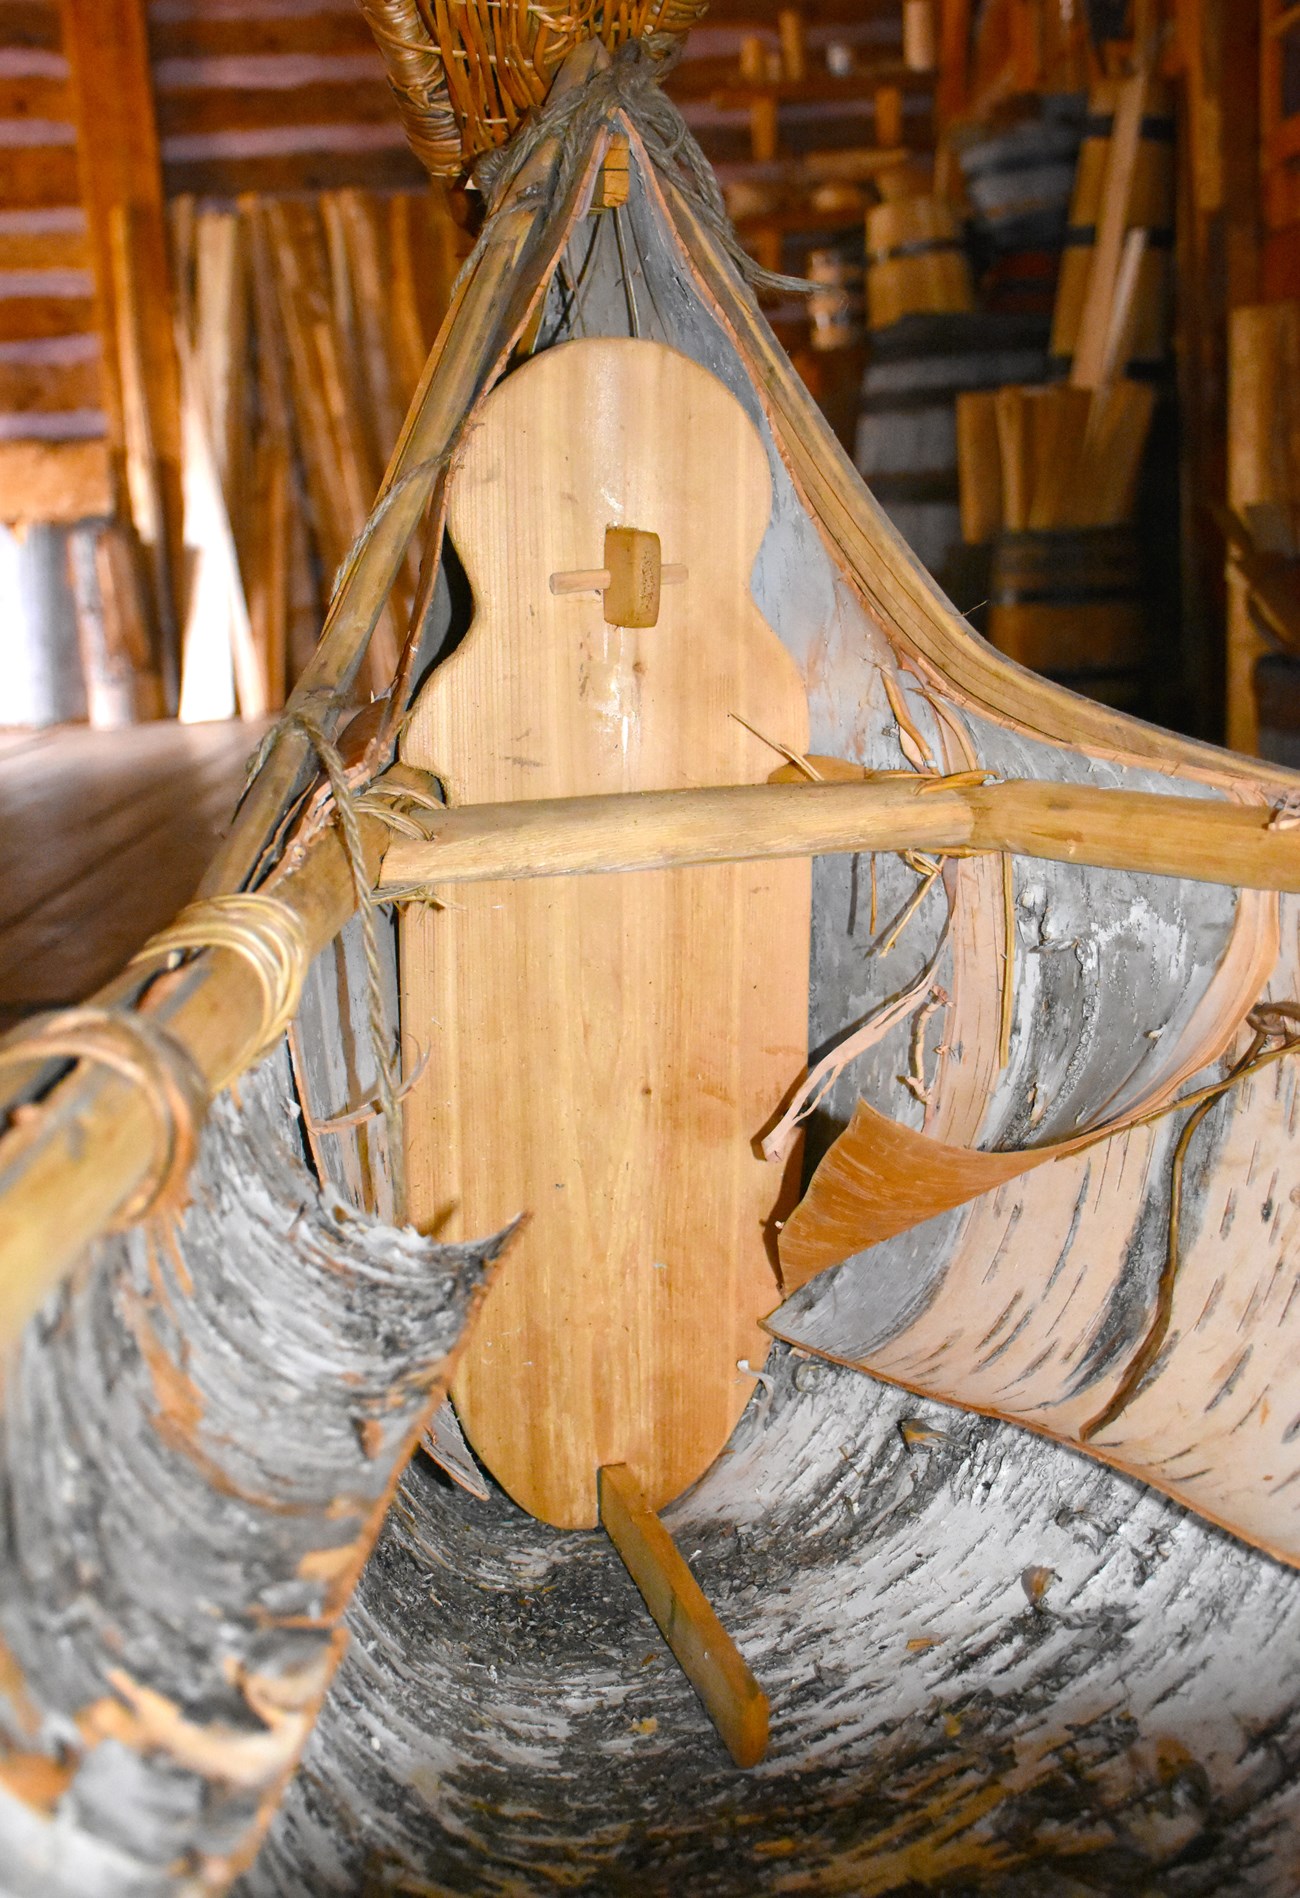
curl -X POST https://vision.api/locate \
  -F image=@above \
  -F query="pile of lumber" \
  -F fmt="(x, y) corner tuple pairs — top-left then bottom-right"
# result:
(957, 377), (1154, 538)
(170, 185), (470, 720)
(955, 57), (1168, 555)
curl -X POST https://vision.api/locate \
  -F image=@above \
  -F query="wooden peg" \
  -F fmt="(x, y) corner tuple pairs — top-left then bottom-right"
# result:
(599, 1463), (769, 1768)
(549, 527), (686, 627)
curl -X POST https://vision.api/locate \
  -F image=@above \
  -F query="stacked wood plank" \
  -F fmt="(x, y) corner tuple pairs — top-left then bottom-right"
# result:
(147, 0), (424, 201)
(949, 62), (1171, 713)
(1226, 301), (1300, 758)
(0, 0), (110, 519)
(171, 184), (468, 718)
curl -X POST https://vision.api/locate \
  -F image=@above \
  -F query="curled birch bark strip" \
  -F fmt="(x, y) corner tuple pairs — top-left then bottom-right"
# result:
(0, 1051), (511, 1895)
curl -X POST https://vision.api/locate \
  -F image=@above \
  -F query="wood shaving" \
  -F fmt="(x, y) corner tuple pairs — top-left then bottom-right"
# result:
(881, 670), (936, 774)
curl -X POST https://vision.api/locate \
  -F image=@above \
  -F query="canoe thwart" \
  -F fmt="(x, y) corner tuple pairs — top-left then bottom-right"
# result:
(598, 1462), (769, 1770)
(374, 773), (1300, 895)
(549, 524), (687, 627)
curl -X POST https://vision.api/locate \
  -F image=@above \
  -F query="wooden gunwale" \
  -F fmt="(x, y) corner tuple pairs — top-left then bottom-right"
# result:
(0, 806), (390, 1349)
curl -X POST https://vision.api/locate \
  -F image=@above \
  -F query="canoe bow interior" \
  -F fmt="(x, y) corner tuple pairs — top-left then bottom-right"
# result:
(5, 35), (1300, 1898)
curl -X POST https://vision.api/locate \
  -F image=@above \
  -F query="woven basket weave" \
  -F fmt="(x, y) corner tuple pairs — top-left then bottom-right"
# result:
(358, 0), (708, 179)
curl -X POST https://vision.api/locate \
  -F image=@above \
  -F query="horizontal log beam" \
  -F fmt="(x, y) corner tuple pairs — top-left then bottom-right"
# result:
(376, 778), (1300, 894)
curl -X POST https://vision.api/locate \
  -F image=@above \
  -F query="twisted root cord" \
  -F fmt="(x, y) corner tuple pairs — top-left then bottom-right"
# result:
(129, 894), (310, 1090)
(276, 711), (408, 1222)
(1081, 1002), (1300, 1442)
(0, 1010), (208, 1225)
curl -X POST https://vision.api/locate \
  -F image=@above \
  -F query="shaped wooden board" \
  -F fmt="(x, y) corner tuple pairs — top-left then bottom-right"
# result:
(400, 337), (810, 1527)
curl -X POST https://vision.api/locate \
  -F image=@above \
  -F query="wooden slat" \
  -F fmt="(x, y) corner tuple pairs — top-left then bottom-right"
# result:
(0, 73), (70, 118)
(0, 436), (110, 520)
(0, 294), (94, 339)
(1227, 302), (1300, 753)
(0, 144), (80, 208)
(0, 347), (100, 410)
(154, 78), (398, 138)
(148, 12), (376, 60)
(161, 147), (425, 200)
(0, 0), (61, 50)
(0, 223), (88, 270)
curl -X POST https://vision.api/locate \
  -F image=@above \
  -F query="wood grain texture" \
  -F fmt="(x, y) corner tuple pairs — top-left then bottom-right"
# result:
(401, 337), (811, 1528)
(600, 1462), (768, 1768)
(0, 435), (109, 520)
(377, 775), (1300, 894)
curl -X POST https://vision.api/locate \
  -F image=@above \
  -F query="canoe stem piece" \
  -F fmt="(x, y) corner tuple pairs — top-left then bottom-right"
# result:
(598, 1462), (769, 1769)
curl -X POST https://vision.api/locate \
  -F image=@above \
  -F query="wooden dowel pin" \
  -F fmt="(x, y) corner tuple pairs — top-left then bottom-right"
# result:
(550, 524), (686, 627)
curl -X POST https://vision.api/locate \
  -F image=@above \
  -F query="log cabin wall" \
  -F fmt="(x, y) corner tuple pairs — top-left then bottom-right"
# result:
(0, 0), (472, 724)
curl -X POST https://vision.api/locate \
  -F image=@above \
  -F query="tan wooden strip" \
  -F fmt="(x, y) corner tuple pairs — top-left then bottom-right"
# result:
(1227, 302), (1300, 754)
(162, 148), (425, 201)
(0, 144), (79, 207)
(0, 436), (109, 521)
(154, 78), (398, 138)
(0, 294), (94, 341)
(599, 1464), (768, 1769)
(149, 11), (378, 60)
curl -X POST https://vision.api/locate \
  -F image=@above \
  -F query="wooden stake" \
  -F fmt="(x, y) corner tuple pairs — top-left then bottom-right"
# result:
(955, 391), (1002, 544)
(63, 0), (183, 706)
(599, 1463), (768, 1769)
(1071, 72), (1146, 390)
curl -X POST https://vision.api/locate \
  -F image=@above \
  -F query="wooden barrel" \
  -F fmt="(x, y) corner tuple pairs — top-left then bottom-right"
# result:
(1050, 78), (1175, 374)
(958, 95), (1085, 256)
(807, 247), (864, 351)
(855, 312), (1048, 589)
(981, 249), (1061, 317)
(865, 196), (974, 330)
(987, 525), (1150, 710)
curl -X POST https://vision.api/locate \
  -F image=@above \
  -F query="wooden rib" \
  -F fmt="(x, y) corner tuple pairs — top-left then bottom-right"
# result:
(955, 390), (1002, 544)
(998, 851), (1014, 1067)
(598, 1464), (768, 1769)
(1071, 71), (1147, 390)
(375, 777), (1300, 895)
